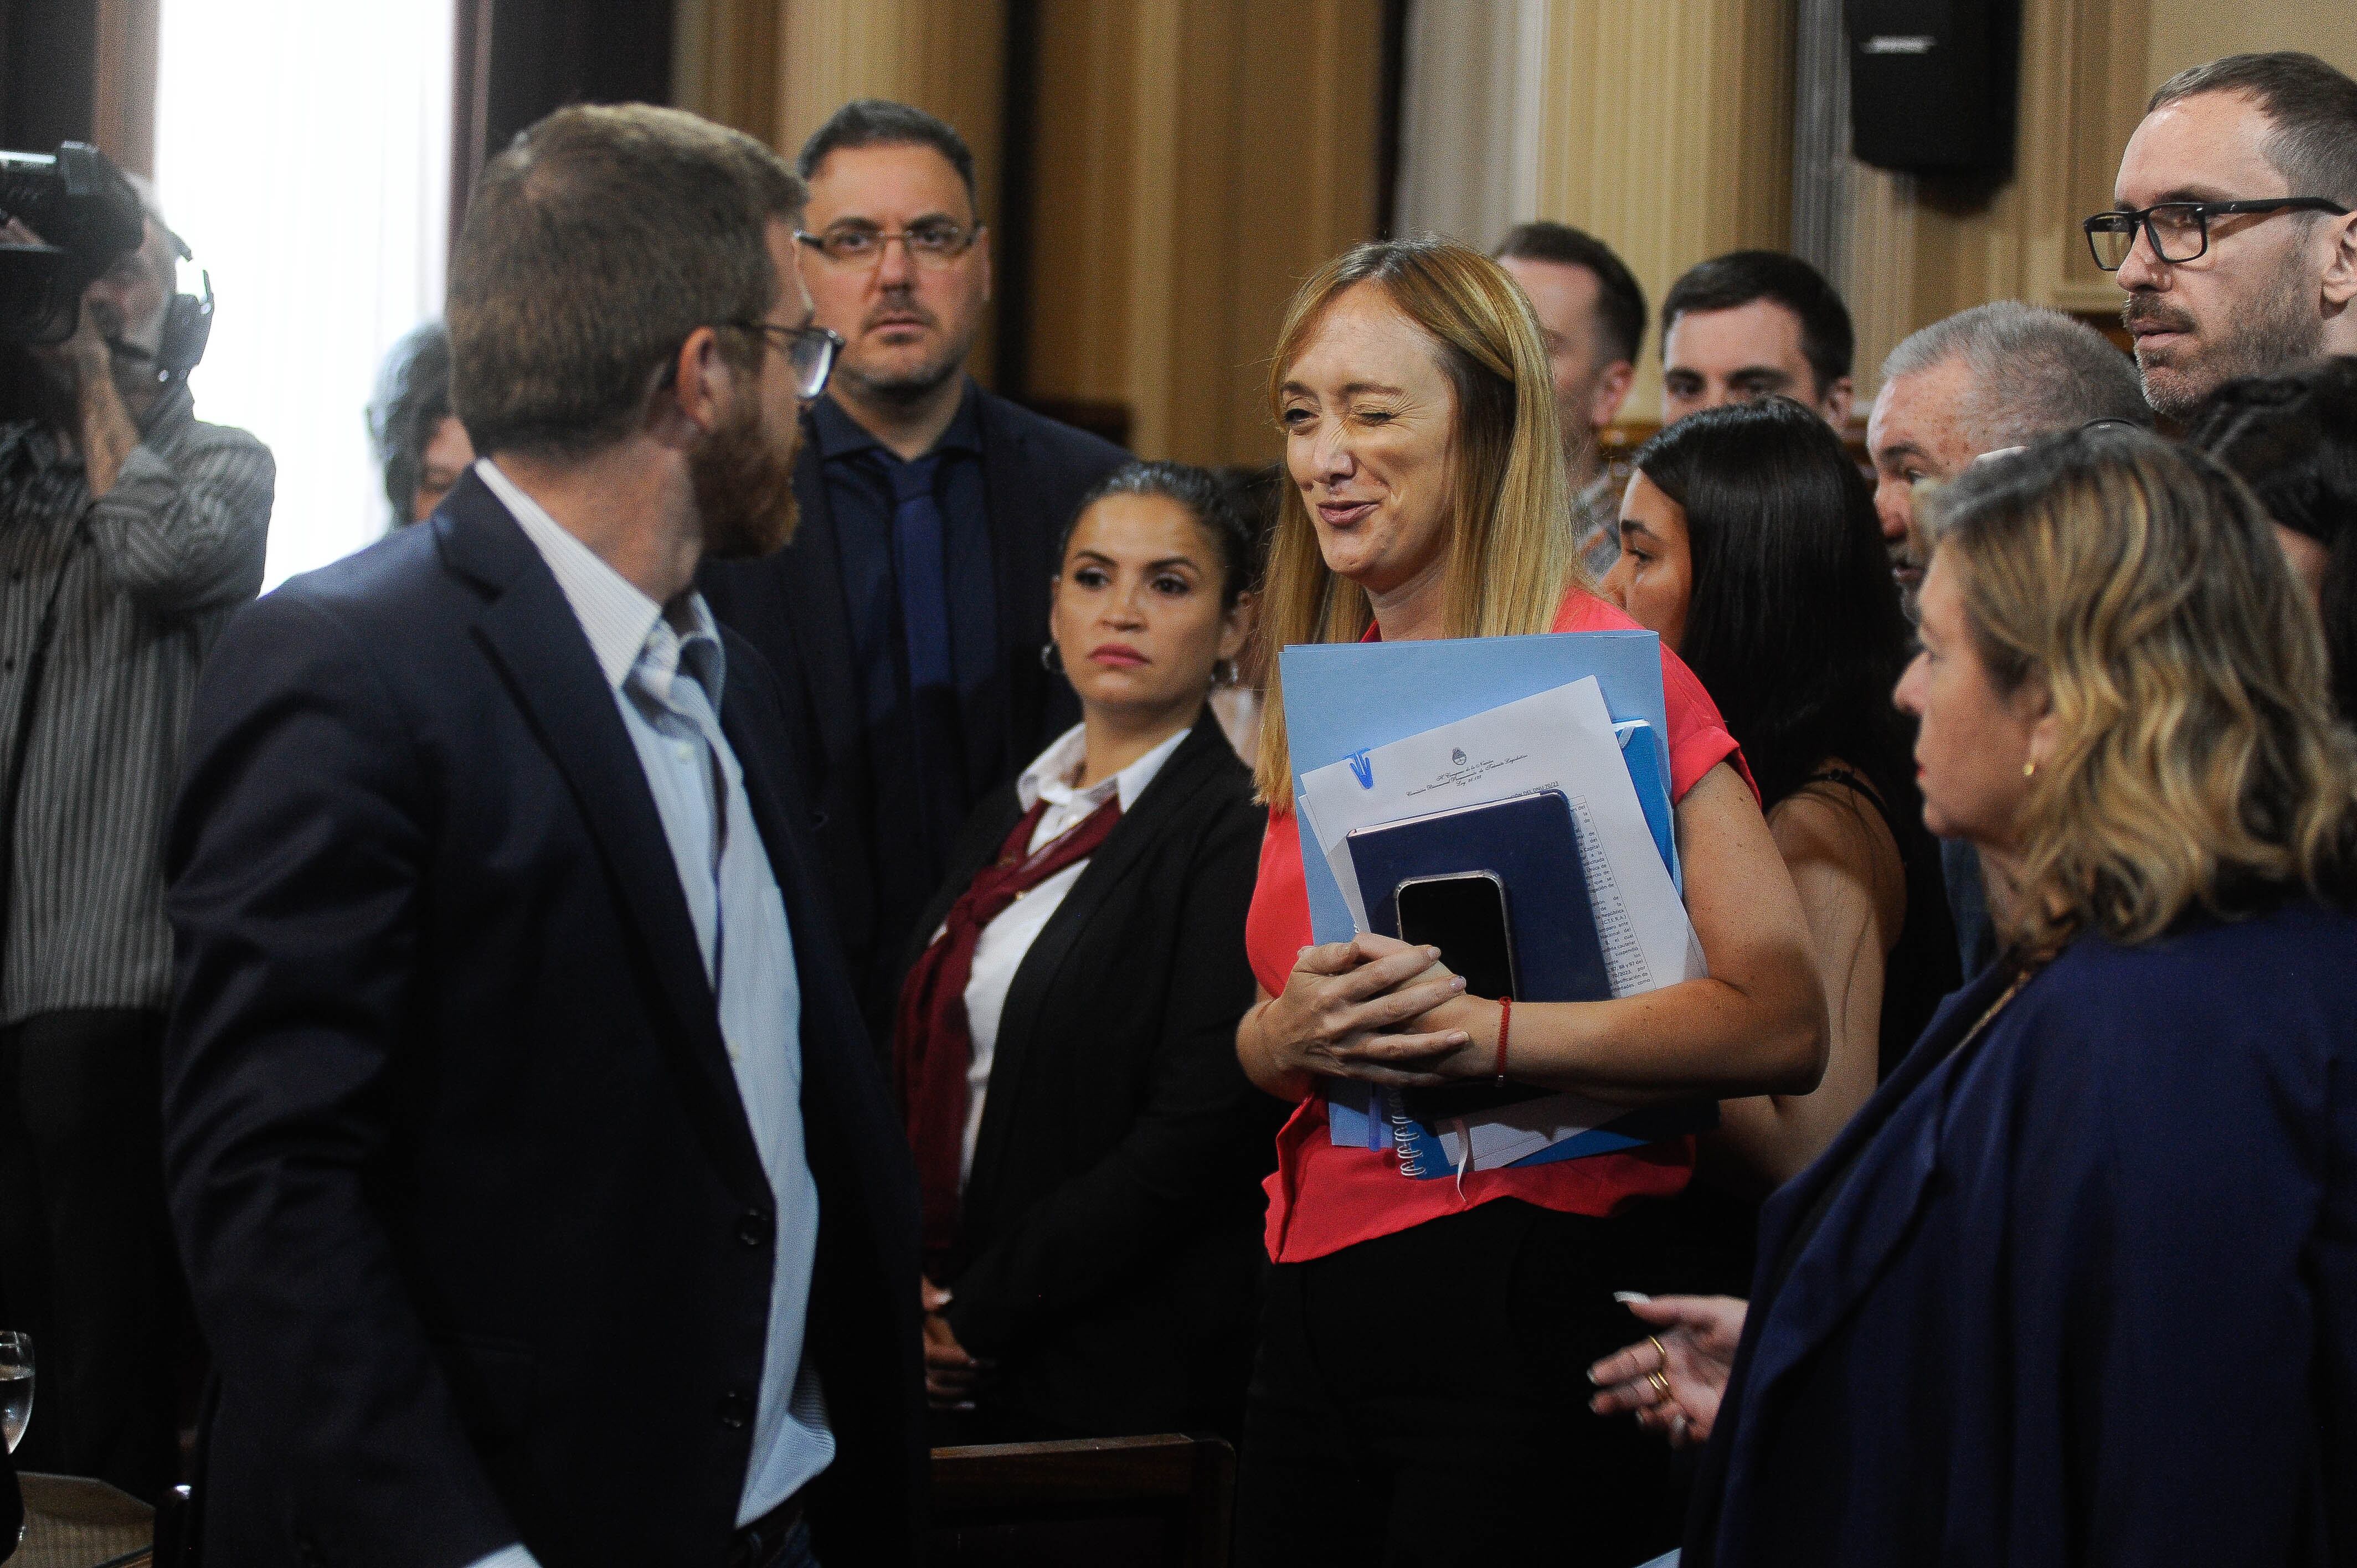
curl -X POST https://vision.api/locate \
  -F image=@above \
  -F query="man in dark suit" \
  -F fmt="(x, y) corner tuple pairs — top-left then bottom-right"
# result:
(701, 100), (1127, 1041)
(163, 105), (922, 1568)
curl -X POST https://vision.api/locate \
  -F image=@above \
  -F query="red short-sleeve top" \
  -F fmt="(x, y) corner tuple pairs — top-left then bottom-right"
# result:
(1247, 590), (1752, 1263)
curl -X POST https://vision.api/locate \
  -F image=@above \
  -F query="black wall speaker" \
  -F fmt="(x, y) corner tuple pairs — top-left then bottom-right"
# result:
(1845, 0), (2021, 176)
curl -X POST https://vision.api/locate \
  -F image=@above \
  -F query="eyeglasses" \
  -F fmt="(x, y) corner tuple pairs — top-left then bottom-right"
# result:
(732, 321), (844, 399)
(2082, 197), (2350, 271)
(795, 221), (977, 269)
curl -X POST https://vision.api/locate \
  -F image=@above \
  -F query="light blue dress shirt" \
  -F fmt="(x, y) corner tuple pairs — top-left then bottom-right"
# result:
(467, 461), (833, 1568)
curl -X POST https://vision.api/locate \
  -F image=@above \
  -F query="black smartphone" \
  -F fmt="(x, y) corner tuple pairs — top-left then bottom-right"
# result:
(1393, 871), (1517, 1000)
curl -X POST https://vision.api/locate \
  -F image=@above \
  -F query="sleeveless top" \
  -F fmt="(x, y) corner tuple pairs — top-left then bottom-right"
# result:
(1795, 765), (1960, 1080)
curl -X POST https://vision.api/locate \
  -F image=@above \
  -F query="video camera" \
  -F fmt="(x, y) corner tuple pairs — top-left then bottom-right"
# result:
(0, 142), (147, 348)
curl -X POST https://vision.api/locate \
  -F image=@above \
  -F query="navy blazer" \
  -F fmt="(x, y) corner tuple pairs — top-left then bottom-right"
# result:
(164, 472), (924, 1568)
(1686, 900), (2357, 1566)
(700, 383), (1128, 1045)
(903, 713), (1282, 1436)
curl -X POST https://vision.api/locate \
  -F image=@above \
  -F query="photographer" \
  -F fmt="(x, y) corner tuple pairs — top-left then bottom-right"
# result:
(0, 177), (271, 1499)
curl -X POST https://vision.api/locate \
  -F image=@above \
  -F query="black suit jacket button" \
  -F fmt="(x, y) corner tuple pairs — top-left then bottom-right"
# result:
(737, 1209), (774, 1247)
(718, 1389), (755, 1429)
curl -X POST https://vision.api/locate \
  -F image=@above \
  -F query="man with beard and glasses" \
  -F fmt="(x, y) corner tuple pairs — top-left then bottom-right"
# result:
(163, 105), (923, 1568)
(701, 100), (1128, 1046)
(2096, 51), (2357, 422)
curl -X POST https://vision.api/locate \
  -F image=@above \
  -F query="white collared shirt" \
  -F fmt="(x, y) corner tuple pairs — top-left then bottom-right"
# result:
(953, 721), (1189, 1185)
(467, 460), (829, 1568)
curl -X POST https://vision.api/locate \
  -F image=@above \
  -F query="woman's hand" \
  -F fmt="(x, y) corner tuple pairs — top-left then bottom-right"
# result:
(1587, 1294), (1747, 1447)
(1236, 933), (1475, 1100)
(921, 1276), (989, 1411)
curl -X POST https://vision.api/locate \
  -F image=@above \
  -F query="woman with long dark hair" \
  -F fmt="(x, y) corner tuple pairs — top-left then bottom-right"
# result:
(1605, 396), (1958, 1189)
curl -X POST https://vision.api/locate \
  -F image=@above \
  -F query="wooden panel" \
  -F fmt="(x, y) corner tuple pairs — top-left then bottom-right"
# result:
(91, 0), (157, 176)
(1533, 0), (1798, 424)
(1844, 0), (2155, 396)
(1023, 0), (1382, 463)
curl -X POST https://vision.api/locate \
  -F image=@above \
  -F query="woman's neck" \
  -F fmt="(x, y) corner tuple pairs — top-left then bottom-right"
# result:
(1074, 696), (1202, 790)
(1366, 553), (1452, 643)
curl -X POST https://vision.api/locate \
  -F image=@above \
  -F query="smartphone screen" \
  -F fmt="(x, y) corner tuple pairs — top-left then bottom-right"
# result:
(1394, 873), (1517, 1000)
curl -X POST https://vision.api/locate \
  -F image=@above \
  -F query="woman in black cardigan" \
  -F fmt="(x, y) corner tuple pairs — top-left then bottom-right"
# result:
(894, 461), (1281, 1442)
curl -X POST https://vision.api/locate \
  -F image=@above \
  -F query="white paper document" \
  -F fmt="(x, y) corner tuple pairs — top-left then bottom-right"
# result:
(1430, 1088), (1628, 1171)
(1296, 677), (1701, 997)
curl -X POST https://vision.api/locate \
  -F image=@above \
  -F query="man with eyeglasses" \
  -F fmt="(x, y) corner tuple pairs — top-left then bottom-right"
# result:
(2091, 51), (2357, 422)
(163, 105), (921, 1568)
(702, 99), (1127, 1048)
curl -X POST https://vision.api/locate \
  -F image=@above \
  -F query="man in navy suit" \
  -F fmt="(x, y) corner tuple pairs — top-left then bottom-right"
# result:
(701, 100), (1127, 1042)
(163, 105), (922, 1568)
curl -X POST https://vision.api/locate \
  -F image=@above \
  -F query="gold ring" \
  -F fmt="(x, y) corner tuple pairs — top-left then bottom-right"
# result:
(1647, 1334), (1669, 1371)
(1646, 1368), (1671, 1398)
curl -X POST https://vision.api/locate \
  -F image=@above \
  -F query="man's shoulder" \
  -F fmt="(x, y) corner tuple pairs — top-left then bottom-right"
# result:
(147, 390), (270, 462)
(239, 523), (467, 655)
(971, 385), (1130, 478)
(179, 414), (272, 457)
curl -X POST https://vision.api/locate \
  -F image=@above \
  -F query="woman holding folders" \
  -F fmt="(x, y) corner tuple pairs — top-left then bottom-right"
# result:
(893, 460), (1282, 1443)
(1591, 429), (2357, 1564)
(1603, 398), (1959, 1199)
(1228, 237), (1826, 1566)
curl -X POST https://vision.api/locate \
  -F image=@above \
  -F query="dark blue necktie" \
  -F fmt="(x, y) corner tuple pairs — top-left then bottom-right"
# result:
(886, 452), (966, 854)
(888, 453), (954, 694)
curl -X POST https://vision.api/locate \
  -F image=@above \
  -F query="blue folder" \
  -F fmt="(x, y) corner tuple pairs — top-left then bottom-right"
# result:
(1384, 1095), (1720, 1181)
(1278, 630), (1672, 1148)
(1283, 632), (1664, 929)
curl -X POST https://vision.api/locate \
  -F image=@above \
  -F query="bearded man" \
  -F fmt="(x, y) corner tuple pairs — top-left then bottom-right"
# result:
(162, 104), (923, 1568)
(2097, 51), (2357, 421)
(700, 100), (1128, 1046)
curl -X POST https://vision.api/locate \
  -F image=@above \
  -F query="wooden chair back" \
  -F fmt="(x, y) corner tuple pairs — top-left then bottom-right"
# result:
(928, 1434), (1234, 1567)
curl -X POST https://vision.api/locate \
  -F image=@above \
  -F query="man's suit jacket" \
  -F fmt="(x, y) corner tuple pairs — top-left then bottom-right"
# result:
(1685, 901), (2357, 1566)
(163, 472), (924, 1568)
(902, 714), (1283, 1437)
(701, 384), (1128, 1046)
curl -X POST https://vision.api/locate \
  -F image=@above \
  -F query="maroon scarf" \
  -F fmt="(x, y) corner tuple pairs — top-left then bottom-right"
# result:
(893, 792), (1123, 1256)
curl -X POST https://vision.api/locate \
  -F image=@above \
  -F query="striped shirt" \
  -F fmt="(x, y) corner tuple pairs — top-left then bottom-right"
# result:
(0, 380), (274, 1023)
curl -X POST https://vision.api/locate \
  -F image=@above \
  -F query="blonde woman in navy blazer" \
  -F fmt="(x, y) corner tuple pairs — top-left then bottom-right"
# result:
(1592, 427), (2357, 1565)
(893, 462), (1283, 1441)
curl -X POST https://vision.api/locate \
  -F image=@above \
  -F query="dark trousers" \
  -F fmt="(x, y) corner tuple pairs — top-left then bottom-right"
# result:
(1231, 1199), (1690, 1568)
(0, 1008), (182, 1499)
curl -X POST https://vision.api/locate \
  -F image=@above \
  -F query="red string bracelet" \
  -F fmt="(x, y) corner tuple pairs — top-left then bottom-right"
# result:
(1494, 996), (1512, 1085)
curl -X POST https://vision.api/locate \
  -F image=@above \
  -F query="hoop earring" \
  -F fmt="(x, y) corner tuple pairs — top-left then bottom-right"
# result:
(1040, 641), (1063, 673)
(1212, 658), (1236, 688)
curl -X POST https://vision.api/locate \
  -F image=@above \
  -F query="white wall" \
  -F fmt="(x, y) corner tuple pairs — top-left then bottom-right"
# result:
(1391, 0), (1550, 249)
(155, 0), (455, 587)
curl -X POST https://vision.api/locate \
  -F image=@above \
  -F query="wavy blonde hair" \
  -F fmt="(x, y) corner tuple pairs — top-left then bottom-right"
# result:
(1253, 237), (1580, 807)
(1927, 426), (2357, 956)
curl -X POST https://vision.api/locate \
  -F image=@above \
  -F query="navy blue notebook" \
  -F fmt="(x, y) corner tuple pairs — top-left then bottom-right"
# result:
(1346, 788), (1613, 1121)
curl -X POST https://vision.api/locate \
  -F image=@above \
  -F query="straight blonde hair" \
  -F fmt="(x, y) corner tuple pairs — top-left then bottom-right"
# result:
(1253, 238), (1581, 807)
(1928, 426), (2357, 956)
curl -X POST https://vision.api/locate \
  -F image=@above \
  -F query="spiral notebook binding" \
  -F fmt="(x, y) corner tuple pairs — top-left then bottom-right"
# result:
(1383, 1088), (1428, 1179)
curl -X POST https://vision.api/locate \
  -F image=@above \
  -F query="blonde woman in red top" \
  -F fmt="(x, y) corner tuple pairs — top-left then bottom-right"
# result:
(1228, 238), (1826, 1566)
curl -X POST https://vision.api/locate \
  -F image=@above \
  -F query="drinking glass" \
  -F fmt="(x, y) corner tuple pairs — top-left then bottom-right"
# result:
(0, 1330), (32, 1454)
